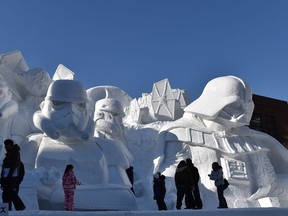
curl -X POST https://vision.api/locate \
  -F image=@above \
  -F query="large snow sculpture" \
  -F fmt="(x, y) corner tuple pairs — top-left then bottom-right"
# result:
(94, 96), (133, 162)
(86, 85), (132, 120)
(92, 95), (136, 198)
(87, 86), (135, 194)
(21, 79), (136, 210)
(94, 96), (126, 140)
(153, 76), (288, 209)
(2, 50), (288, 211)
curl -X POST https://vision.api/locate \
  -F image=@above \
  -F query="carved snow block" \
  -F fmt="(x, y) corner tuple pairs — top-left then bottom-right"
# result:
(258, 197), (280, 207)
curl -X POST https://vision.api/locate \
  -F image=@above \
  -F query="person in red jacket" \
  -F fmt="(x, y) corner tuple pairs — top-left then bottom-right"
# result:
(62, 164), (81, 211)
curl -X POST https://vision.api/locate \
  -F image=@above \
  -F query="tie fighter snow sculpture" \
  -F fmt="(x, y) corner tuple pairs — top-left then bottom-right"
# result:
(151, 79), (176, 121)
(125, 79), (189, 124)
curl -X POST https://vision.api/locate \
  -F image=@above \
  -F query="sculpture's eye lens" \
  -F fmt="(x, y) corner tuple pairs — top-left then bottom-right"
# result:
(52, 100), (66, 106)
(78, 103), (86, 108)
(107, 113), (113, 120)
(96, 112), (104, 118)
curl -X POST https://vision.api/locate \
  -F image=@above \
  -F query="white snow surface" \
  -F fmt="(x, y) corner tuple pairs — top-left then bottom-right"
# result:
(7, 208), (288, 216)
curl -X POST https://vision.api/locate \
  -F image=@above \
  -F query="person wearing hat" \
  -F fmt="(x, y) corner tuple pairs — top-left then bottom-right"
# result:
(153, 172), (167, 210)
(0, 139), (25, 211)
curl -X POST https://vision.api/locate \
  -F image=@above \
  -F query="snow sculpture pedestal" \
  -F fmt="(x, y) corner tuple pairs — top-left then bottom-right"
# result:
(74, 184), (137, 210)
(258, 197), (280, 207)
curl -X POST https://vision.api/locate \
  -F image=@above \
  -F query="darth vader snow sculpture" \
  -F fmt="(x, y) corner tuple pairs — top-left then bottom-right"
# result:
(154, 76), (288, 208)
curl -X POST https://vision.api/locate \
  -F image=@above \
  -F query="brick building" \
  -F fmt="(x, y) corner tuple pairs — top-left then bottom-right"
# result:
(249, 95), (288, 148)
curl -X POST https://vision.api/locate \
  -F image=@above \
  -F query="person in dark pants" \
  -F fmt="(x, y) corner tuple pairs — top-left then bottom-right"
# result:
(153, 172), (167, 210)
(186, 158), (203, 209)
(126, 166), (135, 194)
(208, 162), (228, 208)
(0, 139), (25, 211)
(174, 160), (195, 210)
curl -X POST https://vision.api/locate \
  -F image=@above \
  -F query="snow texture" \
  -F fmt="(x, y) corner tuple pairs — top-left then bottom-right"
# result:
(0, 51), (288, 215)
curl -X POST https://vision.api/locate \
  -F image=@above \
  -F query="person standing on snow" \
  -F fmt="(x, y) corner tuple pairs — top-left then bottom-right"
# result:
(0, 139), (26, 211)
(186, 158), (203, 209)
(62, 164), (81, 211)
(174, 160), (195, 210)
(208, 162), (228, 208)
(153, 172), (167, 210)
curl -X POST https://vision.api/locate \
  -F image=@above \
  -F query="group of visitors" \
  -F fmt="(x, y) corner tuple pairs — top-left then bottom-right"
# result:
(174, 158), (203, 210)
(0, 138), (133, 212)
(0, 138), (228, 211)
(153, 158), (228, 210)
(0, 138), (82, 212)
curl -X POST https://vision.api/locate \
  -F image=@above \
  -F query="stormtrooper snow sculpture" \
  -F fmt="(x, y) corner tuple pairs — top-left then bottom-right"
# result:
(154, 76), (288, 208)
(33, 79), (95, 142)
(94, 97), (126, 141)
(93, 97), (134, 188)
(94, 96), (134, 161)
(21, 79), (136, 210)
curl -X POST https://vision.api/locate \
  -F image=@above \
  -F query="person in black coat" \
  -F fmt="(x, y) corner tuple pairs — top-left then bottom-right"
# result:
(0, 139), (26, 211)
(186, 158), (203, 209)
(153, 172), (167, 210)
(126, 166), (135, 194)
(174, 160), (195, 209)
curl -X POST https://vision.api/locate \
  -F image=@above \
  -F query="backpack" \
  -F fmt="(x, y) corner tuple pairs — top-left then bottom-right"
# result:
(223, 178), (229, 190)
(17, 161), (25, 185)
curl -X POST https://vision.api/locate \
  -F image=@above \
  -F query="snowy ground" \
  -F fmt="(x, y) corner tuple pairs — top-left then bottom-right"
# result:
(7, 208), (288, 216)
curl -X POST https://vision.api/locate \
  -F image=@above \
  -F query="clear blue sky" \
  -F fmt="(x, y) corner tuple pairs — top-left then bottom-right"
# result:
(1, 0), (288, 101)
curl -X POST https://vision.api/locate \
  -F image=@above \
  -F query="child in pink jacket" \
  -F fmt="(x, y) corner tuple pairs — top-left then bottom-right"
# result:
(62, 164), (81, 211)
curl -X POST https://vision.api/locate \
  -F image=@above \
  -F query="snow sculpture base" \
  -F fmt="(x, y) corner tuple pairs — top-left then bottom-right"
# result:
(10, 171), (39, 210)
(258, 197), (280, 207)
(74, 184), (137, 210)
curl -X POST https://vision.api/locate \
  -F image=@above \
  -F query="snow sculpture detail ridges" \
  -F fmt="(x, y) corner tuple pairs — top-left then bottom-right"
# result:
(1, 50), (288, 211)
(153, 76), (288, 208)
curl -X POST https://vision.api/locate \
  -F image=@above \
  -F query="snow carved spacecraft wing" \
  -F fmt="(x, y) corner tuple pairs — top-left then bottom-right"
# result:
(151, 78), (176, 121)
(52, 64), (75, 80)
